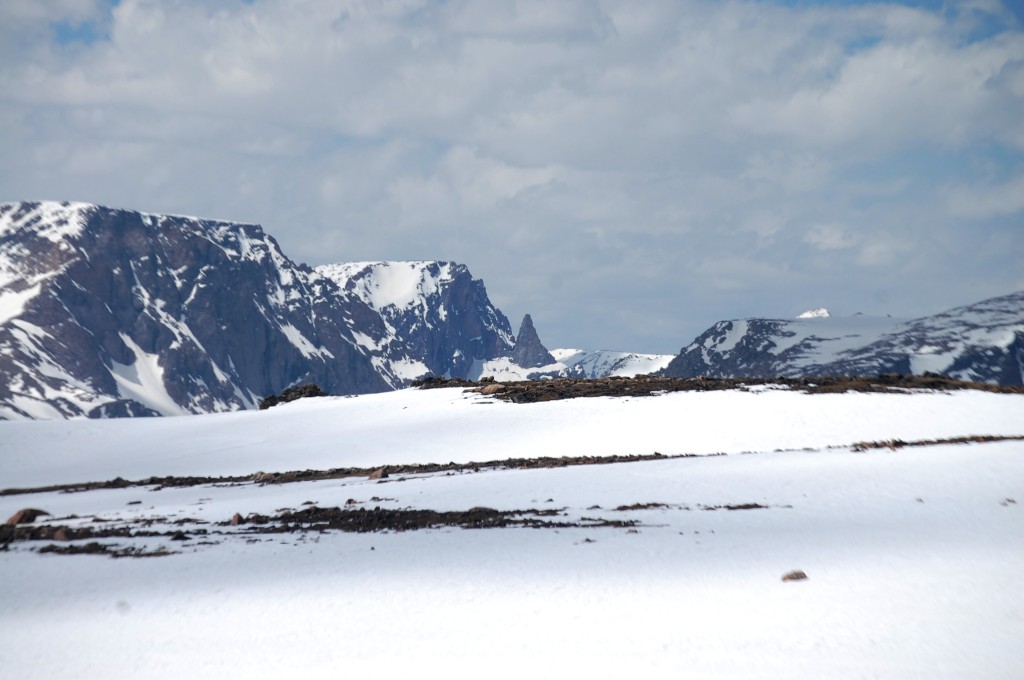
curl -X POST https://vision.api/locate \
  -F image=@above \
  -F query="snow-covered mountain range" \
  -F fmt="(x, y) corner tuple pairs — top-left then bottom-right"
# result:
(662, 292), (1024, 384)
(0, 202), (525, 419)
(0, 201), (671, 420)
(2, 200), (1020, 419)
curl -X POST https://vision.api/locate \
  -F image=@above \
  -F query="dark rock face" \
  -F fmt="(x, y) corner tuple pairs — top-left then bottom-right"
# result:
(511, 314), (556, 368)
(0, 202), (515, 419)
(318, 261), (515, 384)
(663, 291), (1024, 385)
(0, 202), (390, 419)
(663, 319), (800, 378)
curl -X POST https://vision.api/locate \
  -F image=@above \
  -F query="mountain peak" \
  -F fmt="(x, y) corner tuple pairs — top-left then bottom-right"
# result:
(511, 314), (556, 368)
(797, 307), (830, 319)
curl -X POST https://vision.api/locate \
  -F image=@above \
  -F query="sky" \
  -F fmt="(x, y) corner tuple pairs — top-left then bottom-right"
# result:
(1, 0), (1022, 354)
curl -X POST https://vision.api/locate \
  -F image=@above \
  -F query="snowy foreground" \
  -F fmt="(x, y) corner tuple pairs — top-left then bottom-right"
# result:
(1, 386), (1023, 679)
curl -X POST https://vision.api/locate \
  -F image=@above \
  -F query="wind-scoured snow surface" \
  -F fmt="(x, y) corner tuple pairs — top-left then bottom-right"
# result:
(1, 387), (1022, 678)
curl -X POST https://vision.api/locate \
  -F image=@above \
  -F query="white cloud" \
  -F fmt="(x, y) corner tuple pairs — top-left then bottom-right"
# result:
(804, 224), (855, 251)
(743, 152), (832, 194)
(857, 233), (915, 267)
(0, 0), (1021, 352)
(947, 174), (1024, 219)
(731, 34), (1024, 152)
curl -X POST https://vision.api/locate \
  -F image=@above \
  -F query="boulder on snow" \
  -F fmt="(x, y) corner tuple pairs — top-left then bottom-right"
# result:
(6, 508), (50, 525)
(259, 383), (328, 410)
(781, 570), (808, 582)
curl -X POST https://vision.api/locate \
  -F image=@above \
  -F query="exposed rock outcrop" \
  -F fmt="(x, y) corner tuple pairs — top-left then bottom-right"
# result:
(511, 314), (556, 368)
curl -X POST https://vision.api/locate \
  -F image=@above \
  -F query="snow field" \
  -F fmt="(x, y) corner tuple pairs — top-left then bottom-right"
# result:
(1, 387), (1022, 679)
(2, 386), (1022, 488)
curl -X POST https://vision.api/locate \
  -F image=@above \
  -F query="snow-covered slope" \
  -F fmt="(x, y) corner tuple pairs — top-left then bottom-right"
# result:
(831, 291), (1024, 383)
(1, 387), (1022, 678)
(664, 291), (1024, 384)
(552, 348), (676, 378)
(3, 384), (1020, 487)
(467, 349), (674, 381)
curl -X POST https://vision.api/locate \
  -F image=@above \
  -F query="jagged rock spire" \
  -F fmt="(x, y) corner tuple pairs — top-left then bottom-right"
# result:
(511, 314), (555, 368)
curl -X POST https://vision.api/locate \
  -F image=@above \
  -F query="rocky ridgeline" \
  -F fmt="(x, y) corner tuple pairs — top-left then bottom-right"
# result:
(0, 202), (517, 419)
(663, 291), (1024, 385)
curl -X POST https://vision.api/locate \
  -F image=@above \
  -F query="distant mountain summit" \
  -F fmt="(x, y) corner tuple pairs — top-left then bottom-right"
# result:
(662, 292), (1024, 385)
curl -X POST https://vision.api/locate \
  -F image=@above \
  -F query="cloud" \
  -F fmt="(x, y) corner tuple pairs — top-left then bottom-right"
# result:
(947, 174), (1024, 219)
(743, 152), (832, 194)
(731, 33), (1024, 152)
(0, 0), (1021, 352)
(804, 224), (854, 251)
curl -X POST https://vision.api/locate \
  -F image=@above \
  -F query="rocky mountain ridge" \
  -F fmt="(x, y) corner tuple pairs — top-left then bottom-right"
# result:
(2, 200), (1020, 420)
(316, 260), (516, 386)
(662, 291), (1024, 385)
(0, 202), (519, 419)
(0, 201), (674, 420)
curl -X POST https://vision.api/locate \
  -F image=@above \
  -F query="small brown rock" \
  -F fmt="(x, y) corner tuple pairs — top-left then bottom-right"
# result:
(6, 508), (50, 525)
(53, 527), (69, 541)
(782, 570), (808, 582)
(368, 468), (389, 480)
(229, 513), (243, 526)
(480, 384), (506, 395)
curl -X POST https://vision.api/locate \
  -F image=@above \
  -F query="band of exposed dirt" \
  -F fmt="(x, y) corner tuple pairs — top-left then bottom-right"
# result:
(0, 452), (695, 497)
(3, 434), (1022, 498)
(0, 506), (642, 557)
